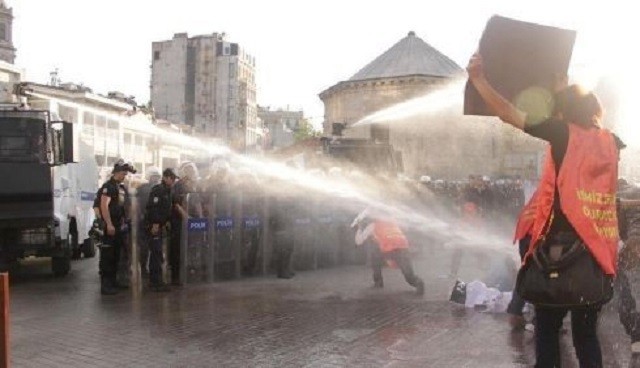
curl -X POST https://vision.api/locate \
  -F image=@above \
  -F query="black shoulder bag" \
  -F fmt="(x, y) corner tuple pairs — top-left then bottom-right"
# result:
(515, 238), (613, 308)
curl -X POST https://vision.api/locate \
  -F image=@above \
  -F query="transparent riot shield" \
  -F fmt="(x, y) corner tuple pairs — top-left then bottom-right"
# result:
(212, 189), (238, 279)
(270, 194), (295, 277)
(240, 190), (263, 276)
(292, 198), (315, 270)
(126, 193), (140, 292)
(314, 194), (339, 268)
(260, 195), (272, 276)
(179, 193), (213, 285)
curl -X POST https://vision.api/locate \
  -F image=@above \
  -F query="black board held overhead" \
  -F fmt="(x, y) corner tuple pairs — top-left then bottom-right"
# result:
(464, 15), (576, 117)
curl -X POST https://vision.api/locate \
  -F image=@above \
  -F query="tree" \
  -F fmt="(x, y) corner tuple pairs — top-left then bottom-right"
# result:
(293, 119), (319, 142)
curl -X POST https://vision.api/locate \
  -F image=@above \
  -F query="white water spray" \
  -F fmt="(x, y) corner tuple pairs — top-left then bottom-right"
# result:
(353, 78), (466, 127)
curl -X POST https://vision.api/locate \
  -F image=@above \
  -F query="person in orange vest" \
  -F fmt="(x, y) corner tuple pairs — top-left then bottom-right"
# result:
(468, 53), (625, 368)
(352, 208), (425, 295)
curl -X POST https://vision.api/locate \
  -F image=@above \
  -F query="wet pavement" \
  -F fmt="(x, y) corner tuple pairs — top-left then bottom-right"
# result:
(5, 248), (636, 367)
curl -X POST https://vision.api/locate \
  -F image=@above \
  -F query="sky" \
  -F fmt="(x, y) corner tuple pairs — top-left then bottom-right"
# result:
(9, 0), (638, 134)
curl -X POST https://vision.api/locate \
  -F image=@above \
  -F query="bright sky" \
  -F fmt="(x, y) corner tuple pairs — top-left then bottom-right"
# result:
(10, 0), (638, 135)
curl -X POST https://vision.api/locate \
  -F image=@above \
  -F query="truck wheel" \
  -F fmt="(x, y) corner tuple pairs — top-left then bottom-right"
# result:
(52, 256), (71, 277)
(82, 238), (96, 258)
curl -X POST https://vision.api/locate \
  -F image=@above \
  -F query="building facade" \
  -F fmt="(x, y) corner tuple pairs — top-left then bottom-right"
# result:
(151, 33), (258, 150)
(0, 60), (21, 102)
(258, 106), (305, 150)
(0, 1), (15, 64)
(19, 82), (217, 179)
(319, 31), (544, 179)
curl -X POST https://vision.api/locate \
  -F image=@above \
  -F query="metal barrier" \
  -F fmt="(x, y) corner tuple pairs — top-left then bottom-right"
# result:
(1, 272), (9, 368)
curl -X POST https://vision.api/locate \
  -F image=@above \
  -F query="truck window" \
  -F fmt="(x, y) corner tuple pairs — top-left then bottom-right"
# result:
(0, 117), (47, 163)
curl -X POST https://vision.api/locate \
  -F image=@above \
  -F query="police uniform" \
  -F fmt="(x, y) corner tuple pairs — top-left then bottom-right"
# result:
(98, 177), (128, 294)
(145, 182), (173, 288)
(136, 181), (155, 275)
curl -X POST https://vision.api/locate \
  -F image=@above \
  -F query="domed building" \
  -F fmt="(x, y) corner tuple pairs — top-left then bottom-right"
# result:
(319, 31), (544, 179)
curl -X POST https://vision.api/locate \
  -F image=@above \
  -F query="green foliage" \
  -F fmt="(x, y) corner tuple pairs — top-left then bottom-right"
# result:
(294, 119), (320, 142)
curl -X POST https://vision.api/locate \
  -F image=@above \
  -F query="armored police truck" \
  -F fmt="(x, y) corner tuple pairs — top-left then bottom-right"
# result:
(0, 108), (76, 275)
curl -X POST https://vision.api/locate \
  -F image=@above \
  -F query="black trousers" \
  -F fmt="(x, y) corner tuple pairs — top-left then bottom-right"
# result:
(534, 306), (602, 368)
(148, 235), (164, 286)
(371, 247), (421, 288)
(100, 232), (123, 285)
(169, 226), (181, 282)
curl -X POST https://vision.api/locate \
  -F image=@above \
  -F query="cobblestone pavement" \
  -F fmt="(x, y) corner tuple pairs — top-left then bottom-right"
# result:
(5, 248), (635, 367)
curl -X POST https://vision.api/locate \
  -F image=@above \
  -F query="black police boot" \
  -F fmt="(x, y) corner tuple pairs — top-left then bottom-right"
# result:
(150, 283), (171, 292)
(101, 278), (117, 295)
(278, 272), (294, 279)
(415, 279), (425, 296)
(113, 278), (129, 290)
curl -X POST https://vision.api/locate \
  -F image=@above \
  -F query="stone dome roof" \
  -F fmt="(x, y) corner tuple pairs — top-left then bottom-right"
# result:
(349, 31), (462, 81)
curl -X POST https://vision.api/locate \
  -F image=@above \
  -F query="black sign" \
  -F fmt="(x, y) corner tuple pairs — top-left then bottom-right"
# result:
(464, 15), (576, 117)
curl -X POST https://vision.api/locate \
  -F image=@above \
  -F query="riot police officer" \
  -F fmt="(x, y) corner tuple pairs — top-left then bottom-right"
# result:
(169, 162), (202, 285)
(145, 168), (179, 292)
(98, 160), (136, 295)
(136, 166), (162, 278)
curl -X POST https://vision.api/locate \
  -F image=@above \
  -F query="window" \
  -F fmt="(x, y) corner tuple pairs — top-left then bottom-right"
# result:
(0, 23), (5, 41)
(154, 51), (161, 61)
(82, 112), (95, 136)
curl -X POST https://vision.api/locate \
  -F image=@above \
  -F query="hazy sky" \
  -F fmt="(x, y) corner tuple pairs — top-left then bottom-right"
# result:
(10, 0), (637, 130)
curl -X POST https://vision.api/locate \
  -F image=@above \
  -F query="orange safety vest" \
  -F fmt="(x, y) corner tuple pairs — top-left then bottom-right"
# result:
(373, 220), (409, 253)
(527, 124), (619, 275)
(513, 189), (539, 243)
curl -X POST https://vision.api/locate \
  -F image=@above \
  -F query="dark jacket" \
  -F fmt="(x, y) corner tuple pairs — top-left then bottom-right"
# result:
(145, 183), (173, 226)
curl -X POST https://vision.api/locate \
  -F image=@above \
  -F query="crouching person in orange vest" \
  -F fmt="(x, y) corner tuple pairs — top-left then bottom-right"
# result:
(352, 208), (425, 296)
